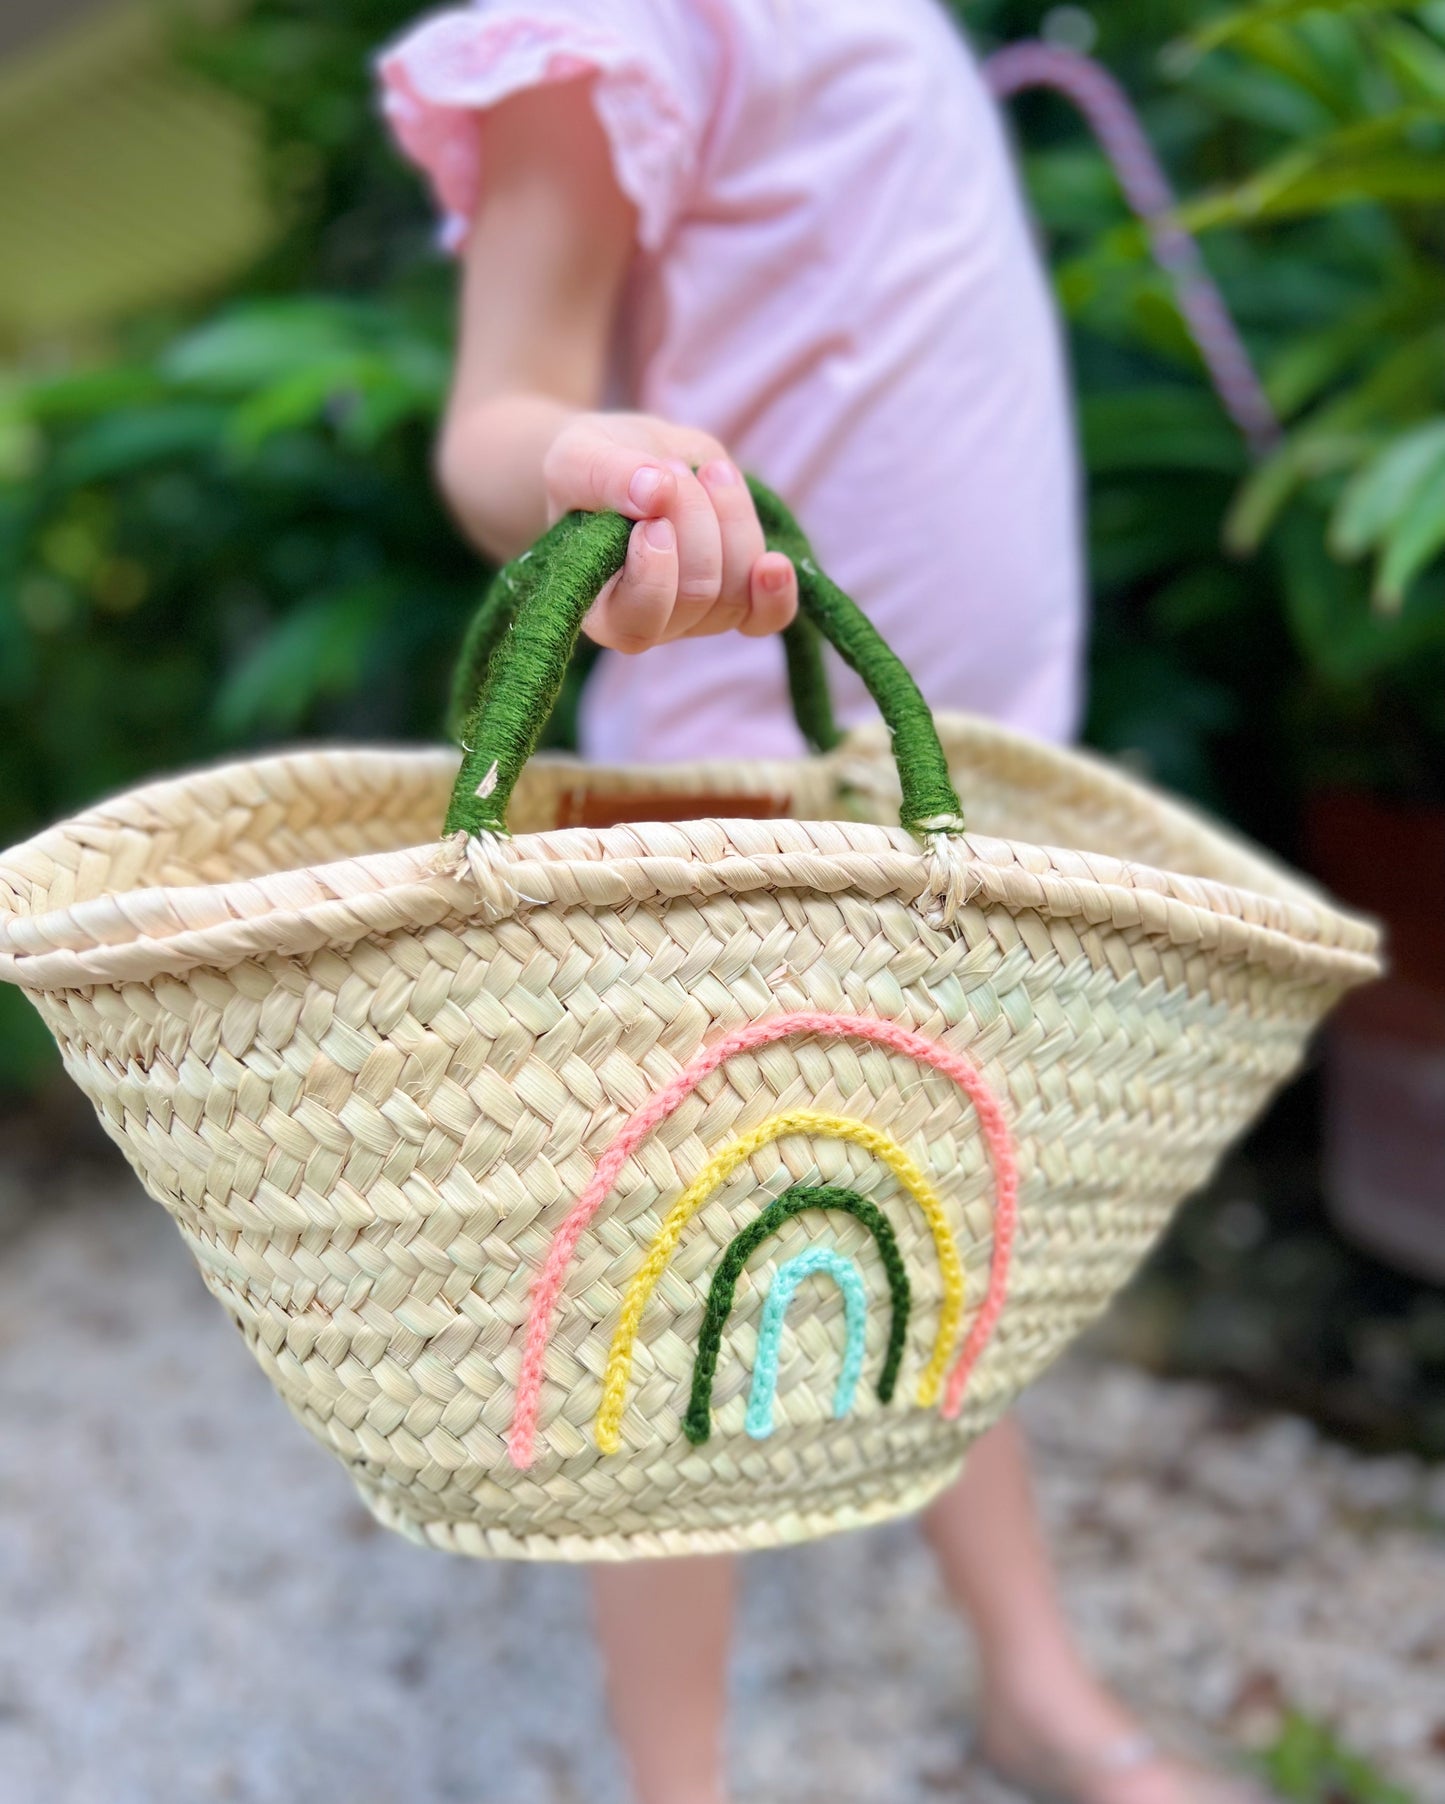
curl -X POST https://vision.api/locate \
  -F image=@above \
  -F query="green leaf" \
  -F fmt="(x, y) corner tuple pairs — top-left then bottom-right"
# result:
(1379, 18), (1445, 107)
(1018, 145), (1126, 234)
(1264, 280), (1445, 417)
(0, 985), (58, 1095)
(1229, 326), (1445, 551)
(164, 300), (377, 394)
(1081, 389), (1247, 475)
(11, 365), (163, 425)
(226, 357), (380, 451)
(1226, 432), (1375, 552)
(1376, 453), (1445, 606)
(1181, 110), (1445, 229)
(1182, 0), (1416, 63)
(212, 580), (396, 739)
(1181, 54), (1337, 136)
(1330, 419), (1445, 557)
(1176, 11), (1397, 119)
(164, 301), (447, 451)
(1260, 1708), (1414, 1803)
(338, 341), (448, 447)
(49, 404), (231, 489)
(1275, 505), (1445, 681)
(1314, 326), (1445, 428)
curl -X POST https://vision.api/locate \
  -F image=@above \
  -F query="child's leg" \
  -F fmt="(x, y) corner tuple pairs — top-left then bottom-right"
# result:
(924, 1416), (1262, 1802)
(592, 1554), (734, 1804)
(925, 1415), (1135, 1740)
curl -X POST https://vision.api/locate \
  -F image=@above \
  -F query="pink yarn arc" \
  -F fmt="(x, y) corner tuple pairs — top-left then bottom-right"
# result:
(507, 1011), (1019, 1469)
(984, 40), (1280, 458)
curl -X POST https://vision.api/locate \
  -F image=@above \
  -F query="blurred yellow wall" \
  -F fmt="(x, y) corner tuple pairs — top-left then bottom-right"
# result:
(0, 0), (273, 349)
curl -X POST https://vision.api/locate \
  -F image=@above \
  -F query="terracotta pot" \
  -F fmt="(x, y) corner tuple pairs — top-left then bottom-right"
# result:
(1307, 791), (1445, 1283)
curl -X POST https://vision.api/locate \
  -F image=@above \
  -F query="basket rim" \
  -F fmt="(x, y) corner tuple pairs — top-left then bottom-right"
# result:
(0, 736), (1381, 993)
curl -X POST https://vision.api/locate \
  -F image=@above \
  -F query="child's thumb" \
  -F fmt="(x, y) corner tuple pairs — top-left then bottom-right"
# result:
(543, 434), (677, 522)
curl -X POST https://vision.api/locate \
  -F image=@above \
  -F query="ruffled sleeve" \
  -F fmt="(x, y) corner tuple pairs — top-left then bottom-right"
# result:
(377, 2), (706, 252)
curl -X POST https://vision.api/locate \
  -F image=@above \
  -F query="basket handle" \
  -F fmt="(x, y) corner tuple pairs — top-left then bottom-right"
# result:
(446, 503), (843, 760)
(444, 475), (966, 840)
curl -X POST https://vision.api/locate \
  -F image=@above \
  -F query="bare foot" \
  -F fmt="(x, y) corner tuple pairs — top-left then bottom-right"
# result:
(979, 1664), (1271, 1804)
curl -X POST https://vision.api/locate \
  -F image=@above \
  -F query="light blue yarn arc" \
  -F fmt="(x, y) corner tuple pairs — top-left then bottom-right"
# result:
(744, 1246), (869, 1441)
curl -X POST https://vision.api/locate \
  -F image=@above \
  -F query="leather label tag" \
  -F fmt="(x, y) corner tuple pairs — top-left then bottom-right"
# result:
(557, 787), (794, 829)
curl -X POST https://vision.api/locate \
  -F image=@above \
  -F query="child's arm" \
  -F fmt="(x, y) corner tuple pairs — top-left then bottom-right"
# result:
(436, 80), (797, 654)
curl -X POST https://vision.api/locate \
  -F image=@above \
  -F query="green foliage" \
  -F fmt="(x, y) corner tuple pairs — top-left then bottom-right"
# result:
(968, 0), (1445, 817)
(1261, 1710), (1415, 1802)
(0, 6), (473, 1091)
(0, 290), (472, 847)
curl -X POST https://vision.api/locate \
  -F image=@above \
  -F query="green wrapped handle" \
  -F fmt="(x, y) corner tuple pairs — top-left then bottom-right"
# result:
(447, 517), (843, 761)
(445, 475), (965, 840)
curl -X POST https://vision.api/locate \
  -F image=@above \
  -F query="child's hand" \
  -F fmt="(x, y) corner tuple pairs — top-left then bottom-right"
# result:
(543, 413), (798, 654)
(437, 85), (795, 653)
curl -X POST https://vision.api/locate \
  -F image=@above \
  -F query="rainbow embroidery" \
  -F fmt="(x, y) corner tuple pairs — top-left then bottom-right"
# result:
(684, 1185), (910, 1446)
(507, 1012), (1019, 1469)
(744, 1246), (868, 1440)
(595, 1109), (966, 1453)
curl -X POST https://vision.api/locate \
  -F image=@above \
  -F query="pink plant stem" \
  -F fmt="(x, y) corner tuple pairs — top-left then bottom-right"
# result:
(985, 40), (1280, 457)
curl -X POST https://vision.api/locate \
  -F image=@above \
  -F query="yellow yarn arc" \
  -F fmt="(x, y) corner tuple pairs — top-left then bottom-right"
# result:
(594, 1110), (967, 1454)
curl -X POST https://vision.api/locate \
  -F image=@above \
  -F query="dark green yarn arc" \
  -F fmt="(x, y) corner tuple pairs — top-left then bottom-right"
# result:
(443, 475), (964, 837)
(682, 1184), (912, 1447)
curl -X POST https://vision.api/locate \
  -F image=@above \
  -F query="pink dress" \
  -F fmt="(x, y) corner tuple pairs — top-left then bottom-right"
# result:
(379, 0), (1083, 760)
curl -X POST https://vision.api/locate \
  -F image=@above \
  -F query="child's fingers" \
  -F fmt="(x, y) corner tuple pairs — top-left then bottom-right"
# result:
(543, 430), (678, 523)
(742, 552), (798, 637)
(656, 462), (724, 636)
(584, 517), (678, 653)
(687, 459), (763, 637)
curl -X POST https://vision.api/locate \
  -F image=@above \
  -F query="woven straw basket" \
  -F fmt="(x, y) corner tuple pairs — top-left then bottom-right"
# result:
(0, 483), (1380, 1560)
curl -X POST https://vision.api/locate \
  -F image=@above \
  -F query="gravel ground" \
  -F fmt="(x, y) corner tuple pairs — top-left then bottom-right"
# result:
(2, 1161), (1443, 1804)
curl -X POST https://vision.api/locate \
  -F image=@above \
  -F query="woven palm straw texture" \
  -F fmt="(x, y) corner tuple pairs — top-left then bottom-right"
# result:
(0, 716), (1379, 1560)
